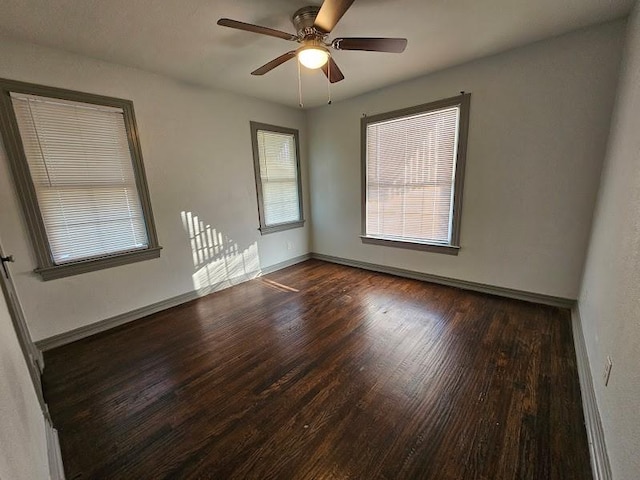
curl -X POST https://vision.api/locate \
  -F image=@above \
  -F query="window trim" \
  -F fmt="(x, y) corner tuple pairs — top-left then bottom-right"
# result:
(0, 78), (161, 280)
(250, 121), (305, 235)
(360, 93), (471, 255)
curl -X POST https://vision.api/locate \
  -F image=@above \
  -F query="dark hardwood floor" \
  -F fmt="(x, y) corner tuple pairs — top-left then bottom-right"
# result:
(43, 260), (592, 479)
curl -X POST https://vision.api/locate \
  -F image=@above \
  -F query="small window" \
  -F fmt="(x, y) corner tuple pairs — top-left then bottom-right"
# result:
(250, 122), (304, 234)
(0, 79), (161, 280)
(361, 93), (470, 255)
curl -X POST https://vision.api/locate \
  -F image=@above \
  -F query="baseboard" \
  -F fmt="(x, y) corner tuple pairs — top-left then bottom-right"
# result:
(36, 253), (311, 351)
(571, 306), (612, 480)
(261, 253), (311, 275)
(310, 253), (575, 308)
(36, 250), (571, 350)
(46, 418), (65, 480)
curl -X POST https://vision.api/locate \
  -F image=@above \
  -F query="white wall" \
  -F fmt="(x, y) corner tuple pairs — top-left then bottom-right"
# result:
(578, 4), (640, 479)
(0, 37), (310, 341)
(0, 277), (49, 480)
(308, 20), (625, 299)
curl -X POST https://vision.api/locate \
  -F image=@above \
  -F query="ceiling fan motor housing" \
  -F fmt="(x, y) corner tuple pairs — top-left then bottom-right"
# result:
(292, 6), (323, 39)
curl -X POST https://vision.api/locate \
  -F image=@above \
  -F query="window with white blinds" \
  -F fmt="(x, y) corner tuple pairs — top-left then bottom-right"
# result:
(11, 93), (148, 263)
(250, 122), (304, 234)
(0, 79), (160, 280)
(362, 94), (470, 254)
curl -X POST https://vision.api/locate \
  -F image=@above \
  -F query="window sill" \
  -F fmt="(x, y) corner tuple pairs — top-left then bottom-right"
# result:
(35, 246), (162, 281)
(360, 236), (460, 255)
(259, 220), (305, 235)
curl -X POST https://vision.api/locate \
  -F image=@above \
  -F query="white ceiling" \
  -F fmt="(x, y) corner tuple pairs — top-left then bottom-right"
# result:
(0, 0), (633, 108)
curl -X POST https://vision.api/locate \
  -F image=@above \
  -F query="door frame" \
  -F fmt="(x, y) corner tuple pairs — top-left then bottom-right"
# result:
(0, 238), (49, 420)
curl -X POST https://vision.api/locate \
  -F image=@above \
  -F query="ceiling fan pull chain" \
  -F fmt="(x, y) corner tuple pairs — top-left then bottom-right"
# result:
(327, 57), (332, 105)
(297, 59), (304, 108)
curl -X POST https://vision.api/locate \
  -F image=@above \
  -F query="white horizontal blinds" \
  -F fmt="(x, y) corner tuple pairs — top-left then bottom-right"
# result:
(366, 106), (460, 244)
(257, 129), (301, 226)
(10, 92), (149, 264)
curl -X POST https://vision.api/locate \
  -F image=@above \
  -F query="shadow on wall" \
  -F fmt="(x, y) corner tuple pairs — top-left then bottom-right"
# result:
(180, 211), (260, 295)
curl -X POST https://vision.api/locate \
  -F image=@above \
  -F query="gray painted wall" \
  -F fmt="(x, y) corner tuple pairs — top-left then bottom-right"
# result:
(578, 4), (640, 479)
(307, 20), (625, 299)
(0, 37), (310, 341)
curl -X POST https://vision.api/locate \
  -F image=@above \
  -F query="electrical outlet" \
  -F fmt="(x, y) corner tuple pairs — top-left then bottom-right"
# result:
(286, 241), (293, 251)
(603, 356), (613, 386)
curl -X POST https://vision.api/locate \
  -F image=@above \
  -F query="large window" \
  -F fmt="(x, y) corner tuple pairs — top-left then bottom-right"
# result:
(361, 93), (470, 255)
(250, 122), (304, 234)
(0, 79), (161, 280)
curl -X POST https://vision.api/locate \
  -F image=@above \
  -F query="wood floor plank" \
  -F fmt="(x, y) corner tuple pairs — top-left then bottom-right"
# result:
(43, 260), (592, 479)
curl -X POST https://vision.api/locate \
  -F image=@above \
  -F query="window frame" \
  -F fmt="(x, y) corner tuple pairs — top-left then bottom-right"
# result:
(0, 78), (161, 280)
(360, 93), (471, 255)
(250, 121), (305, 235)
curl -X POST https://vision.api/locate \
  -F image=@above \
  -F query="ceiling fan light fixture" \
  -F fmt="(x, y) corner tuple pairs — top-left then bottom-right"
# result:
(218, 0), (407, 85)
(297, 46), (330, 69)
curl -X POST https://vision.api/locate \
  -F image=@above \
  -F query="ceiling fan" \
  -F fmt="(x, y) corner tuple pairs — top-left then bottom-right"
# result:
(217, 0), (408, 84)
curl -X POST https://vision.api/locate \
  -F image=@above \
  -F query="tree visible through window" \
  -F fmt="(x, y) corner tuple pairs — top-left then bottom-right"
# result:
(361, 93), (470, 255)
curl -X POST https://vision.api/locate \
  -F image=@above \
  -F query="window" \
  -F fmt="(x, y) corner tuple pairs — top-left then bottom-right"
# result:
(361, 93), (470, 255)
(0, 78), (161, 280)
(250, 122), (304, 234)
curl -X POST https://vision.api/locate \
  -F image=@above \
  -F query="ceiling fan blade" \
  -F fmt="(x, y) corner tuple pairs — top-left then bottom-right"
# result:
(321, 57), (345, 83)
(314, 0), (355, 33)
(333, 37), (408, 53)
(217, 18), (297, 41)
(251, 51), (297, 75)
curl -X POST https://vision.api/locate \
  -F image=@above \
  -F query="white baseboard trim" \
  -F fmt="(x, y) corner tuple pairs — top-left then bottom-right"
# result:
(36, 254), (311, 351)
(311, 253), (575, 308)
(571, 306), (611, 480)
(46, 418), (65, 480)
